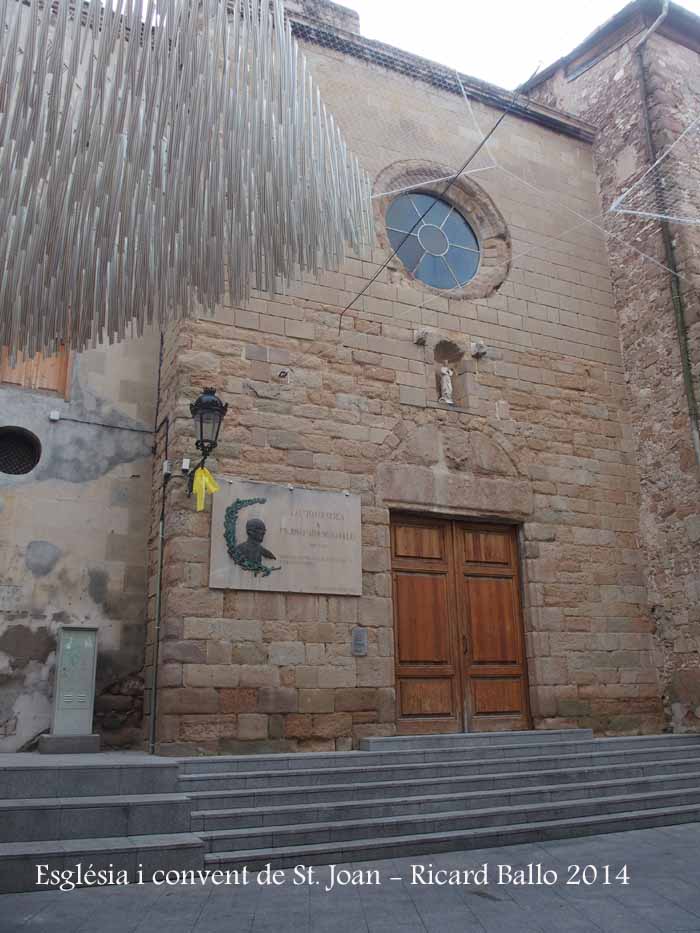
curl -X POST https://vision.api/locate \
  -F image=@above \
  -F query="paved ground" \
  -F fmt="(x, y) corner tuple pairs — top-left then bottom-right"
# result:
(2, 823), (700, 932)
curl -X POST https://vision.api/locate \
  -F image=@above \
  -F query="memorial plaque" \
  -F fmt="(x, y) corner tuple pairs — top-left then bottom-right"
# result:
(51, 626), (98, 737)
(210, 479), (362, 594)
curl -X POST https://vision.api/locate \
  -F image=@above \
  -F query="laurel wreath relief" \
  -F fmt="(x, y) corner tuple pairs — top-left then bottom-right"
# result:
(224, 497), (281, 577)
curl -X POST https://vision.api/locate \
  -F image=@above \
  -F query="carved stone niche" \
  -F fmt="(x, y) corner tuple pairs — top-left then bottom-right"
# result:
(433, 338), (466, 407)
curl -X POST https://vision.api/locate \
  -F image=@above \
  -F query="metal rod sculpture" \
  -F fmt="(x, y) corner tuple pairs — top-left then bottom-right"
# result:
(0, 0), (374, 359)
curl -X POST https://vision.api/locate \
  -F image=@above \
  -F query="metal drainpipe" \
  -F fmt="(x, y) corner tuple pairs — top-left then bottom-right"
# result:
(634, 4), (700, 469)
(148, 461), (167, 755)
(148, 417), (169, 755)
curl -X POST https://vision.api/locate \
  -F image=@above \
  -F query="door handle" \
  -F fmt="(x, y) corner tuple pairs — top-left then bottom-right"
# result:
(462, 634), (468, 655)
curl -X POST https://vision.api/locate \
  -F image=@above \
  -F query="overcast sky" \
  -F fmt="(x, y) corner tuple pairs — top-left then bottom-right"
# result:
(349, 0), (700, 90)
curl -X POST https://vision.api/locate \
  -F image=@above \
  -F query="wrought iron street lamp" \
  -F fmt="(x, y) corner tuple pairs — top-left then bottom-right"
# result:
(187, 388), (228, 509)
(190, 387), (228, 459)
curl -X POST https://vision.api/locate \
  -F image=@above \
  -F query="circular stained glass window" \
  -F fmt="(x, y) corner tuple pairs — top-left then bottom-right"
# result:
(0, 427), (42, 475)
(386, 193), (480, 289)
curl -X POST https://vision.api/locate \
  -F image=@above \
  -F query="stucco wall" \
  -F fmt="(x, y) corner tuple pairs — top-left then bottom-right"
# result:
(145, 28), (664, 755)
(0, 331), (159, 751)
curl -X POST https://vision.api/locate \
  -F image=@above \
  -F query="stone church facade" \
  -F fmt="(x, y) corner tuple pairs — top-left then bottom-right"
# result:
(0, 0), (698, 753)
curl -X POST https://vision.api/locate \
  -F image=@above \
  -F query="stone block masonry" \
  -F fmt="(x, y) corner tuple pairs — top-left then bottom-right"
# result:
(147, 257), (662, 748)
(142, 3), (668, 753)
(529, 19), (700, 733)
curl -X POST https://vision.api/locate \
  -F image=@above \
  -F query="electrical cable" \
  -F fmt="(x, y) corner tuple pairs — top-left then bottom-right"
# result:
(54, 415), (153, 435)
(451, 75), (697, 298)
(336, 77), (537, 334)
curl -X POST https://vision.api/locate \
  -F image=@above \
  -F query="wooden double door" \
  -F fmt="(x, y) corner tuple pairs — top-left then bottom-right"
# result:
(391, 515), (531, 733)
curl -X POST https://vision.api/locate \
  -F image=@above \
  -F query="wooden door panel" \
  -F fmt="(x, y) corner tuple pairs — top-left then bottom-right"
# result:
(400, 679), (454, 716)
(392, 516), (530, 735)
(391, 517), (460, 734)
(456, 523), (531, 732)
(395, 572), (450, 664)
(471, 677), (522, 715)
(467, 577), (520, 665)
(462, 528), (511, 566)
(394, 524), (444, 561)
(1, 345), (70, 396)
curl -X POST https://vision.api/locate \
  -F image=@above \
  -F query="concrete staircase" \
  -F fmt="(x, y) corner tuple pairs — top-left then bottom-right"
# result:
(0, 753), (204, 894)
(180, 730), (700, 871)
(3, 730), (700, 892)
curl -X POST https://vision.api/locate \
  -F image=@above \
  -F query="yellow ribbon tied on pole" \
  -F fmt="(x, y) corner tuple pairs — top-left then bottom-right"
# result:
(192, 466), (220, 512)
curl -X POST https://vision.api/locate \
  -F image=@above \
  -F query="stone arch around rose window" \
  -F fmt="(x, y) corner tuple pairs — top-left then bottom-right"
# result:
(373, 160), (511, 301)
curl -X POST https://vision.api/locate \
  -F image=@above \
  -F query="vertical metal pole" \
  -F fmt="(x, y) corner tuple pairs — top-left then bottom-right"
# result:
(148, 501), (166, 755)
(635, 43), (700, 470)
(148, 410), (169, 756)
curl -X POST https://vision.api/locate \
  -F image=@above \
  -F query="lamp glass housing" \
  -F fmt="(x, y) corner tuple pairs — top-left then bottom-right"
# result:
(190, 388), (228, 456)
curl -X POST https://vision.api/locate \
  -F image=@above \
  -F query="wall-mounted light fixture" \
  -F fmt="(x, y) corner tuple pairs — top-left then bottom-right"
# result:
(190, 387), (228, 460)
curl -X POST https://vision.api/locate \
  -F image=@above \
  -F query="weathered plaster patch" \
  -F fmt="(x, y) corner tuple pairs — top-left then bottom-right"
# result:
(0, 625), (55, 669)
(0, 586), (22, 610)
(0, 331), (157, 752)
(11, 689), (53, 749)
(25, 540), (62, 577)
(0, 356), (153, 492)
(87, 568), (109, 606)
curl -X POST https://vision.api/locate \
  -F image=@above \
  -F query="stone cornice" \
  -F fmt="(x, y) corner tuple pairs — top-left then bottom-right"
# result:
(289, 19), (597, 144)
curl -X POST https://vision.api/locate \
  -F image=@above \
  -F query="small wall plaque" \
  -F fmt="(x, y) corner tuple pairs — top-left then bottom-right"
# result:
(351, 626), (368, 657)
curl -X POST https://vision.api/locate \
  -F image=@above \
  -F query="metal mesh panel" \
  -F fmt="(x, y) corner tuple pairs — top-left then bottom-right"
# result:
(610, 114), (700, 225)
(0, 429), (42, 475)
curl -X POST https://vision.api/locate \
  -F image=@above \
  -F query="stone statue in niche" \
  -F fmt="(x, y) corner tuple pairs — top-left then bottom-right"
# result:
(438, 366), (455, 405)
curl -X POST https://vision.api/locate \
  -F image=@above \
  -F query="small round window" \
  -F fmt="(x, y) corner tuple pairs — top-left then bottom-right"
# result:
(0, 427), (42, 475)
(386, 193), (480, 289)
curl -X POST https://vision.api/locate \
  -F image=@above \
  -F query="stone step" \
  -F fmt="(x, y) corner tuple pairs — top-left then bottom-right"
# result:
(185, 754), (700, 810)
(179, 728), (600, 773)
(204, 803), (700, 872)
(0, 793), (192, 843)
(0, 833), (205, 895)
(0, 754), (179, 800)
(176, 732), (699, 775)
(190, 770), (700, 832)
(358, 728), (592, 751)
(177, 742), (700, 792)
(199, 786), (700, 853)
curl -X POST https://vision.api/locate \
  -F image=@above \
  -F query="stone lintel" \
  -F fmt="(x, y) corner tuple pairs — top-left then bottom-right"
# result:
(376, 463), (533, 521)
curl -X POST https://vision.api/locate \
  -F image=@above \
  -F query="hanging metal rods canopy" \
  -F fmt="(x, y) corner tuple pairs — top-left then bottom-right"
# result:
(0, 0), (374, 359)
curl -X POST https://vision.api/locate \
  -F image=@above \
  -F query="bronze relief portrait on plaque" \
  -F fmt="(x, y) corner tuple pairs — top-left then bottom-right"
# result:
(224, 498), (281, 577)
